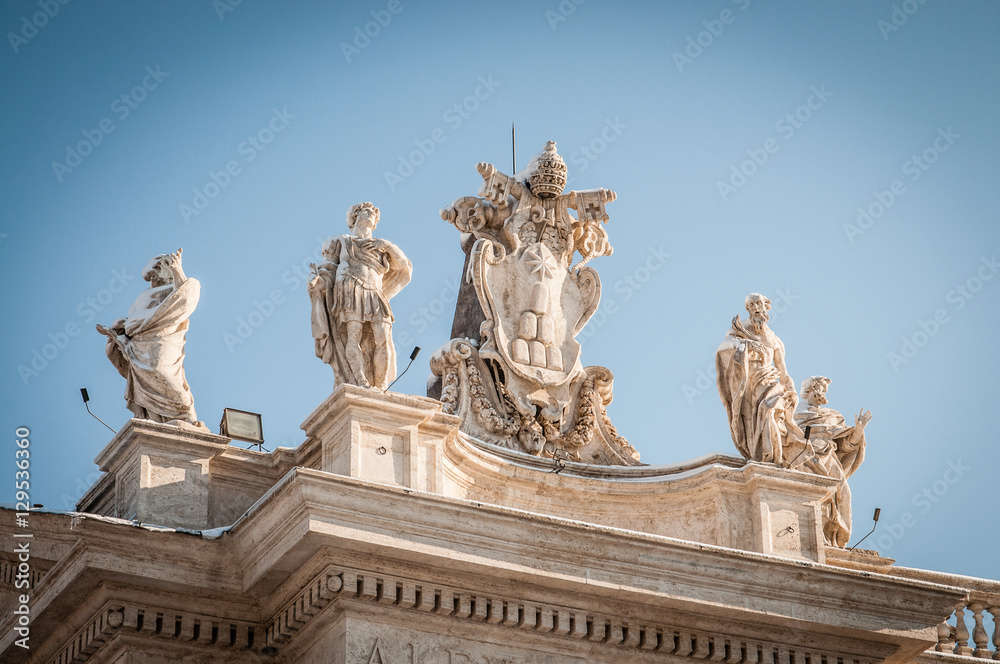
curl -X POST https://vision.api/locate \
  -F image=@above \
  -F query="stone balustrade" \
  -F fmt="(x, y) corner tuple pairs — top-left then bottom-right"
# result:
(887, 566), (1000, 660)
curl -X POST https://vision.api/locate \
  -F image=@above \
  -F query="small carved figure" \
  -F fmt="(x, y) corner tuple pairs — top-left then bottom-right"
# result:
(308, 202), (412, 389)
(791, 376), (870, 548)
(716, 293), (802, 464)
(97, 249), (205, 428)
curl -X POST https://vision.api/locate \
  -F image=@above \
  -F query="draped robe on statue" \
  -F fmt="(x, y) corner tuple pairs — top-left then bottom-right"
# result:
(716, 331), (800, 465)
(792, 406), (866, 548)
(309, 234), (411, 388)
(105, 278), (200, 423)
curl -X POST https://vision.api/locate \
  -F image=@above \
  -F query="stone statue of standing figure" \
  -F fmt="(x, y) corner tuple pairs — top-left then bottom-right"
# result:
(97, 248), (205, 429)
(791, 376), (871, 548)
(309, 202), (412, 389)
(716, 293), (803, 465)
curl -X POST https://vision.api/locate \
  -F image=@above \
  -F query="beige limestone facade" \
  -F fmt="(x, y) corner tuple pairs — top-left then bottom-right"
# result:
(1, 386), (997, 663)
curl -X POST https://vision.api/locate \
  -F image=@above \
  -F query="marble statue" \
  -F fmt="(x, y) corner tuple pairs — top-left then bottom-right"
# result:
(97, 249), (205, 429)
(716, 293), (803, 465)
(430, 141), (640, 465)
(790, 376), (870, 548)
(308, 202), (412, 390)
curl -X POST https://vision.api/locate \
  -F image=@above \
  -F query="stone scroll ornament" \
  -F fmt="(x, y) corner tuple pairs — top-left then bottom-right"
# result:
(790, 376), (870, 548)
(308, 202), (413, 390)
(430, 141), (640, 465)
(715, 293), (803, 465)
(96, 249), (207, 430)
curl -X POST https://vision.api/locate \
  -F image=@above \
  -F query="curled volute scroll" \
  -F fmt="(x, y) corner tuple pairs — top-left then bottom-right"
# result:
(431, 141), (639, 466)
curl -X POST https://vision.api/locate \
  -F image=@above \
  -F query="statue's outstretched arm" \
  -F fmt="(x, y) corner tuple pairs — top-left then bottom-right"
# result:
(846, 409), (872, 447)
(166, 248), (186, 285)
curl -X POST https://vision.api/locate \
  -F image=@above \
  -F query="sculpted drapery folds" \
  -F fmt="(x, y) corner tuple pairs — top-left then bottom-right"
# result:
(431, 141), (640, 466)
(716, 293), (802, 465)
(96, 249), (205, 429)
(792, 376), (871, 548)
(309, 202), (412, 390)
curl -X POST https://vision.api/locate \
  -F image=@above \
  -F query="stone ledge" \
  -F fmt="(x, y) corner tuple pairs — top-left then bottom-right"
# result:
(444, 432), (839, 562)
(231, 468), (968, 643)
(94, 419), (232, 472)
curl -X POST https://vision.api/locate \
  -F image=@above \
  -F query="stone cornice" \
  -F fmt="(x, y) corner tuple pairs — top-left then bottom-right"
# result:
(300, 384), (462, 441)
(265, 563), (895, 662)
(231, 469), (967, 651)
(0, 483), (976, 664)
(93, 419), (232, 472)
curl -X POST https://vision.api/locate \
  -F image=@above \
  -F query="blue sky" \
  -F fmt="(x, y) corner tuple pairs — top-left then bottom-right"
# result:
(2, 1), (998, 580)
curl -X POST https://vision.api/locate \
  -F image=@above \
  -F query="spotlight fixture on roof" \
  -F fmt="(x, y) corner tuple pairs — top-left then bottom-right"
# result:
(220, 408), (266, 451)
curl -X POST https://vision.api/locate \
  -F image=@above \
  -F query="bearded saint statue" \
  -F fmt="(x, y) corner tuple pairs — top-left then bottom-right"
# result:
(790, 376), (871, 548)
(308, 202), (412, 390)
(716, 293), (802, 465)
(97, 249), (205, 429)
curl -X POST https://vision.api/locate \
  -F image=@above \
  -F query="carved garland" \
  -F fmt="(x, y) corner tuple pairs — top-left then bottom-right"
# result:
(466, 355), (519, 440)
(434, 339), (519, 444)
(435, 342), (639, 461)
(559, 375), (600, 450)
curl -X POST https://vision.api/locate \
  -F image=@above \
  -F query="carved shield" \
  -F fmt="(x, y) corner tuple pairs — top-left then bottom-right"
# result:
(471, 239), (601, 392)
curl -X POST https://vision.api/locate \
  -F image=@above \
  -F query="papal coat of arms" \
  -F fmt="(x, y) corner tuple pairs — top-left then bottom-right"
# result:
(430, 141), (640, 465)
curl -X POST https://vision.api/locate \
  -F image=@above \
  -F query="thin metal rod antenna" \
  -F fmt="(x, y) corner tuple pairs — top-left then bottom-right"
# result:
(848, 508), (881, 550)
(511, 123), (516, 173)
(80, 388), (116, 434)
(385, 347), (421, 393)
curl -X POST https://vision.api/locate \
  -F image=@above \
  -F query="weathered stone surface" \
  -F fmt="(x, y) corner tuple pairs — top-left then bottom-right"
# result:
(78, 418), (295, 529)
(717, 293), (801, 465)
(96, 248), (206, 429)
(790, 375), (870, 548)
(300, 384), (456, 494)
(309, 202), (412, 390)
(432, 142), (636, 465)
(71, 389), (860, 562)
(1, 459), (973, 663)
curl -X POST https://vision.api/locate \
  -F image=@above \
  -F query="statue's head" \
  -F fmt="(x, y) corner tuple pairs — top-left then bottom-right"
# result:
(347, 202), (380, 235)
(745, 293), (771, 331)
(525, 141), (567, 198)
(141, 254), (172, 287)
(800, 376), (831, 407)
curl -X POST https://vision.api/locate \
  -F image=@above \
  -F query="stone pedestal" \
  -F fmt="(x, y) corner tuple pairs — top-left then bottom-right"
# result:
(300, 384), (461, 494)
(87, 419), (232, 529)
